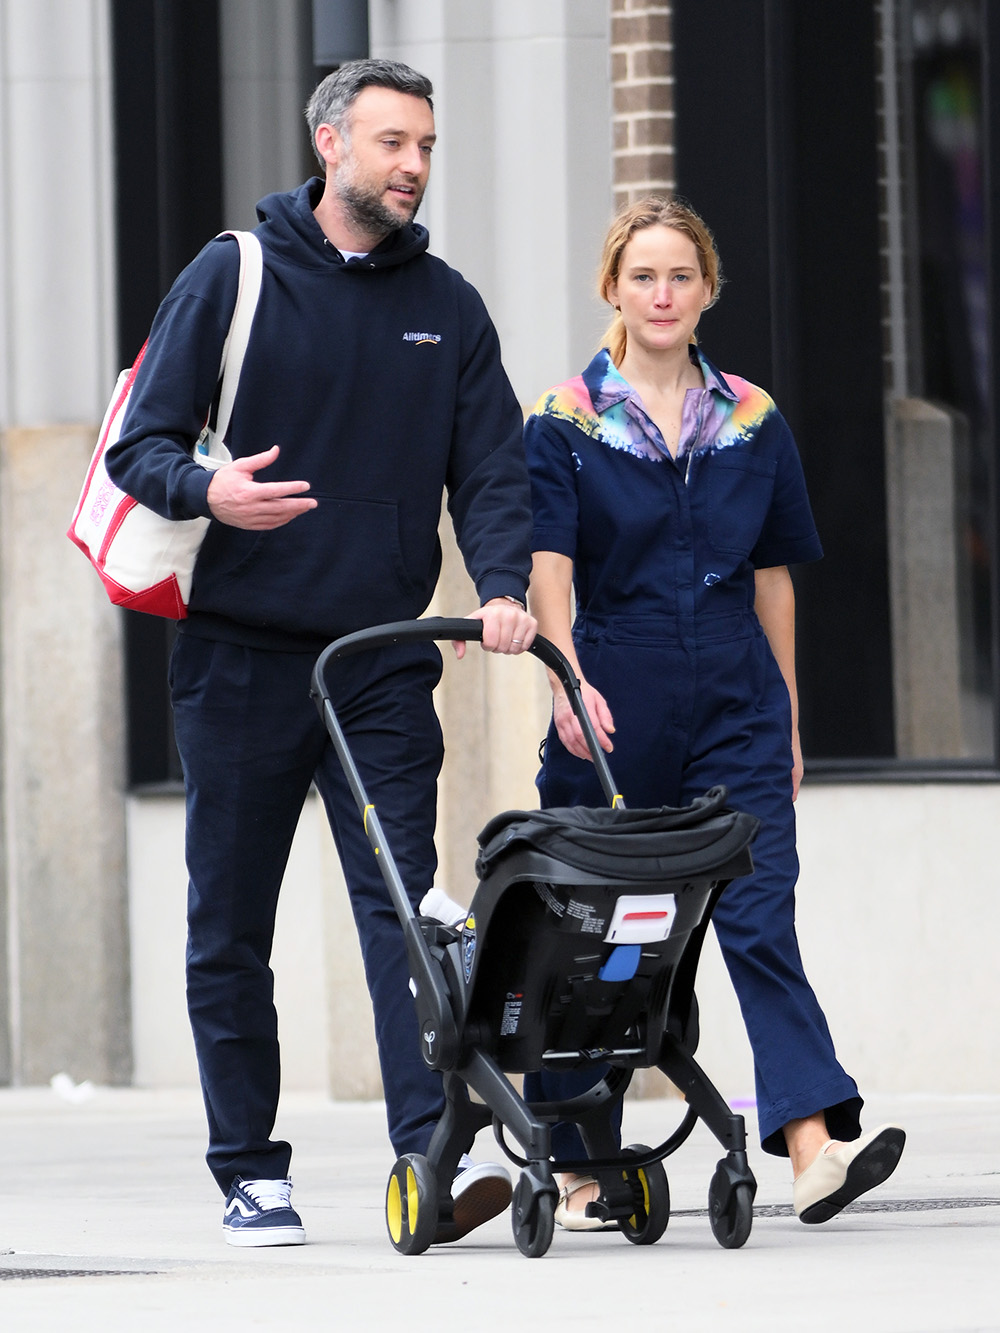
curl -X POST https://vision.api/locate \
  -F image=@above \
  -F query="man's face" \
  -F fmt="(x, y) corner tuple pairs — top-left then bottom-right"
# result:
(331, 86), (436, 238)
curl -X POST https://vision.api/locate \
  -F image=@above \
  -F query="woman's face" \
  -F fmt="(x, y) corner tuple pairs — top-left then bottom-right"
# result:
(608, 225), (710, 357)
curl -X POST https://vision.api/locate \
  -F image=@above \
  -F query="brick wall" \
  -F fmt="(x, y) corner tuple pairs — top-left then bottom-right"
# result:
(611, 0), (674, 207)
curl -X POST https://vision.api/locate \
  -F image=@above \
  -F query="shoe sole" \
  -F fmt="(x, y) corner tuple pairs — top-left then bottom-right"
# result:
(451, 1175), (513, 1240)
(224, 1226), (306, 1247)
(798, 1127), (906, 1224)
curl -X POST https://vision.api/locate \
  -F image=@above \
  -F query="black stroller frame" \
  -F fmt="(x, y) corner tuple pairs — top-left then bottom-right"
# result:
(311, 618), (761, 1257)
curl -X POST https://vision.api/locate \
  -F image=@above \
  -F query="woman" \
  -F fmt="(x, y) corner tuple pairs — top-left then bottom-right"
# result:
(522, 197), (904, 1230)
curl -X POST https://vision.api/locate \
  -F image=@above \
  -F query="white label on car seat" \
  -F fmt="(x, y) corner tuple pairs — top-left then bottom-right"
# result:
(604, 894), (677, 944)
(501, 992), (523, 1036)
(536, 883), (565, 916)
(566, 900), (605, 933)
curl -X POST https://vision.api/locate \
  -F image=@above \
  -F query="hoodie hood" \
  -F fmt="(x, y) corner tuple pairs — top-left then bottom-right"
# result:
(255, 177), (430, 271)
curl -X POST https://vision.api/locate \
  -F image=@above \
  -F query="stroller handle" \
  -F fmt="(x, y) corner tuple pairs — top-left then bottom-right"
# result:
(309, 617), (621, 1072)
(312, 617), (622, 808)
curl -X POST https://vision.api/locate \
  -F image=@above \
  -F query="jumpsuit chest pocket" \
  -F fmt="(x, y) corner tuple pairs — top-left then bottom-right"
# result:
(704, 453), (777, 557)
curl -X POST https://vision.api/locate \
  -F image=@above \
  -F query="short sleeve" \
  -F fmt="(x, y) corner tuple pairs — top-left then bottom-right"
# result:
(749, 412), (823, 568)
(524, 413), (580, 559)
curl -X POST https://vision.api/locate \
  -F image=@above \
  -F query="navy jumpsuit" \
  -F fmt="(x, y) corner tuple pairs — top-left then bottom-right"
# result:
(523, 348), (862, 1157)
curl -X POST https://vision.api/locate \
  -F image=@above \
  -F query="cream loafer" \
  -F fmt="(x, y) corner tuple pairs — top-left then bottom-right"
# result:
(793, 1123), (906, 1224)
(553, 1175), (607, 1231)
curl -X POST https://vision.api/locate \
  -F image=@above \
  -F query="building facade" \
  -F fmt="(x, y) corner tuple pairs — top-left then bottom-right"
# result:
(1, 0), (997, 1101)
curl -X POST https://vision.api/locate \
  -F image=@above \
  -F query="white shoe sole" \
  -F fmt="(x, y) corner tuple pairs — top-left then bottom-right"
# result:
(224, 1225), (306, 1247)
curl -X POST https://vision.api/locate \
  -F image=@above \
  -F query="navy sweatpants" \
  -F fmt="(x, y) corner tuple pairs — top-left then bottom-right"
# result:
(170, 633), (447, 1193)
(523, 612), (862, 1158)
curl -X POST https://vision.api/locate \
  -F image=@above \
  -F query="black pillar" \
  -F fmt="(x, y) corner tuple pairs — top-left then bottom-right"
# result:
(111, 0), (224, 785)
(673, 0), (895, 759)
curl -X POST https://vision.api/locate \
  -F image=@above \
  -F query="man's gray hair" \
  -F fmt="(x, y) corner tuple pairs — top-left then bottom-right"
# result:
(305, 58), (434, 164)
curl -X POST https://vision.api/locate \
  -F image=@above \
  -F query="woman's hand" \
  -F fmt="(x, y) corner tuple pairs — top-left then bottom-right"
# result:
(754, 566), (804, 802)
(528, 551), (614, 761)
(551, 679), (615, 761)
(791, 726), (804, 801)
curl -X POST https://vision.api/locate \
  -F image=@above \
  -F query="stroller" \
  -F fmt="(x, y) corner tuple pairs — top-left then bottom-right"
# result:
(311, 619), (761, 1258)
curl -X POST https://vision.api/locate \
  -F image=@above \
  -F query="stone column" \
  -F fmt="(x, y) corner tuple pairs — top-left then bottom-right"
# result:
(370, 0), (613, 402)
(218, 0), (314, 229)
(0, 0), (129, 1085)
(366, 0), (613, 903)
(885, 398), (969, 758)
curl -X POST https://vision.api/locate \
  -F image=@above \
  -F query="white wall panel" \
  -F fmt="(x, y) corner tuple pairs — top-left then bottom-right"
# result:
(370, 0), (611, 404)
(0, 0), (114, 426)
(219, 0), (313, 231)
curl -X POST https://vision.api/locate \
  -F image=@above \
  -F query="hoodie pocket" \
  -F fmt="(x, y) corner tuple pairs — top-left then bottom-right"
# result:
(194, 493), (422, 630)
(305, 493), (419, 595)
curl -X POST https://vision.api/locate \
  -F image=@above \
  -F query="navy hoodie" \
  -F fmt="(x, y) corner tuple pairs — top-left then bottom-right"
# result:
(107, 178), (532, 649)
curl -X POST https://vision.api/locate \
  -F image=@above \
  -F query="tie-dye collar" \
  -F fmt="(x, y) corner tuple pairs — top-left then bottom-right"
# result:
(531, 347), (772, 466)
(583, 346), (738, 416)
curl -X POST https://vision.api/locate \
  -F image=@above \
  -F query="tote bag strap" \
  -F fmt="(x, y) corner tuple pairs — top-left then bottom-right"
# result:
(214, 230), (264, 443)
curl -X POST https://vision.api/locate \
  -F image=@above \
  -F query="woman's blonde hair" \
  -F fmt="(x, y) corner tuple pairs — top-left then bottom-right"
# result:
(597, 196), (722, 364)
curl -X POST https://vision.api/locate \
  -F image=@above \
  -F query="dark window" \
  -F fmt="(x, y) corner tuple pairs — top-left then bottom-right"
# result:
(112, 0), (325, 787)
(672, 0), (999, 776)
(891, 0), (996, 762)
(112, 0), (224, 787)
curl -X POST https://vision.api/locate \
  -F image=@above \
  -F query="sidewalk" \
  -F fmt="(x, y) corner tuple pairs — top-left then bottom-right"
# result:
(2, 1086), (997, 1331)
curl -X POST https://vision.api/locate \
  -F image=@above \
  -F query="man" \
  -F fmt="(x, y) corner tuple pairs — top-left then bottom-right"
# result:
(108, 58), (536, 1247)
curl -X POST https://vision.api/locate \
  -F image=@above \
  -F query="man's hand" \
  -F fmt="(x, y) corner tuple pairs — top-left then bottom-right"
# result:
(206, 445), (317, 529)
(453, 597), (537, 659)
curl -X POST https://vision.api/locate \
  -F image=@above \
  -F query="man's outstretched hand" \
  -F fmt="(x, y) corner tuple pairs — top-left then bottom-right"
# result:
(207, 445), (316, 529)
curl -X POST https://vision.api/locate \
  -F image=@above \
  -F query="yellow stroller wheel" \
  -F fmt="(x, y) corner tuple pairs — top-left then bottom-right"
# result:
(618, 1143), (670, 1245)
(386, 1154), (438, 1255)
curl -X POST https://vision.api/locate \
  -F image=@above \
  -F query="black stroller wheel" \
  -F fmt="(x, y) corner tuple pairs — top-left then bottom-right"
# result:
(386, 1154), (438, 1255)
(708, 1172), (753, 1249)
(511, 1168), (556, 1258)
(618, 1143), (670, 1245)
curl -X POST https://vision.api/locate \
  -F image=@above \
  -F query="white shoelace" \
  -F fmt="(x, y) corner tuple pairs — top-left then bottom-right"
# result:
(240, 1178), (292, 1210)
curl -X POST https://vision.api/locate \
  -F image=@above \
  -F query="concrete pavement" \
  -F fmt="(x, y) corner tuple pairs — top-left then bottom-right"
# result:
(1, 1086), (997, 1331)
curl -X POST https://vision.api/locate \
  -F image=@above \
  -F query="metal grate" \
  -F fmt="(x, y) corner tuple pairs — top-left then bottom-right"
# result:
(0, 1268), (158, 1281)
(675, 1196), (1000, 1220)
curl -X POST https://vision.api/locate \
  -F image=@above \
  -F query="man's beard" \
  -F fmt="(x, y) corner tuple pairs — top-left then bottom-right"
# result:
(335, 173), (423, 242)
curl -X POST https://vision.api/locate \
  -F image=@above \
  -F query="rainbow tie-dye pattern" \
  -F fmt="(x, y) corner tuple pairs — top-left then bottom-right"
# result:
(530, 348), (776, 463)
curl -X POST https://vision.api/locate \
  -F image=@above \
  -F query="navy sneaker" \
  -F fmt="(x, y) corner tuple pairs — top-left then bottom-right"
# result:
(223, 1177), (306, 1247)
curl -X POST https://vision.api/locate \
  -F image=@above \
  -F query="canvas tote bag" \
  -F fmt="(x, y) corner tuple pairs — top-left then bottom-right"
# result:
(68, 229), (263, 618)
